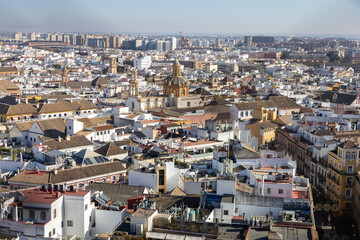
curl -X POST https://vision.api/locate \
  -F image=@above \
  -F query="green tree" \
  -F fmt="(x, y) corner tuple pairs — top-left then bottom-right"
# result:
(326, 51), (340, 62)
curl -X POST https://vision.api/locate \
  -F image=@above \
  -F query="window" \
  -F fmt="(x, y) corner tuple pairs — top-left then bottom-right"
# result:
(25, 136), (28, 140)
(346, 189), (352, 196)
(347, 166), (354, 174)
(41, 211), (46, 220)
(159, 170), (165, 186)
(49, 231), (51, 237)
(187, 102), (190, 107)
(267, 188), (271, 194)
(85, 204), (88, 211)
(278, 189), (284, 194)
(224, 210), (229, 215)
(29, 210), (35, 219)
(67, 220), (73, 227)
(69, 126), (72, 130)
(53, 209), (57, 219)
(101, 178), (106, 183)
(52, 228), (55, 235)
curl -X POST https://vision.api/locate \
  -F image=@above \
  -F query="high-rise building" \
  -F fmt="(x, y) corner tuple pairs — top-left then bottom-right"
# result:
(244, 36), (252, 46)
(63, 35), (70, 44)
(110, 36), (122, 48)
(170, 37), (177, 50)
(216, 38), (221, 48)
(13, 32), (22, 41)
(163, 41), (171, 51)
(29, 32), (36, 41)
(251, 36), (275, 44)
(156, 40), (164, 51)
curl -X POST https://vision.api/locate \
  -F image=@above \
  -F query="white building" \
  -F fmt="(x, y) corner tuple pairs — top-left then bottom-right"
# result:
(0, 188), (93, 239)
(134, 56), (152, 71)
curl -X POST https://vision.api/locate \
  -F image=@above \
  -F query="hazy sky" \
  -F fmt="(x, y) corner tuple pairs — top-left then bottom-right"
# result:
(1, 0), (360, 35)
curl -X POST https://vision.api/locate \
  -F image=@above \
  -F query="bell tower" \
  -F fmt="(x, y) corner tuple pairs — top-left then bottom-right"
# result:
(108, 57), (117, 74)
(62, 66), (69, 86)
(210, 74), (218, 88)
(129, 70), (139, 98)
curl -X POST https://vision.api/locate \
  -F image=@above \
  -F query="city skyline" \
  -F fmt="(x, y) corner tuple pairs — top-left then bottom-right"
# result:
(1, 0), (360, 36)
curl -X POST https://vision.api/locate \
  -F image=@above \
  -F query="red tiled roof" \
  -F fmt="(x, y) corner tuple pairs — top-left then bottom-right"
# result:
(92, 125), (114, 131)
(292, 190), (307, 199)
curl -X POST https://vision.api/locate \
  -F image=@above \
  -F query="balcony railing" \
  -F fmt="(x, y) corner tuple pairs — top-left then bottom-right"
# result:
(327, 173), (340, 185)
(346, 182), (354, 187)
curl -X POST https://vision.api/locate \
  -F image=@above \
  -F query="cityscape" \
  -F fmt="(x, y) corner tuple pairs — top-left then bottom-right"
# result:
(0, 1), (360, 240)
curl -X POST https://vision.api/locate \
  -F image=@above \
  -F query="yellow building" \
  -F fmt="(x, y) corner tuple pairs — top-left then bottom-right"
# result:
(246, 121), (278, 148)
(253, 107), (277, 123)
(163, 59), (189, 97)
(327, 140), (359, 215)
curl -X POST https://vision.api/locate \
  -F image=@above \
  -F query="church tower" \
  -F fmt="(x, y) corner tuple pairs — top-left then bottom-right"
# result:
(62, 66), (69, 86)
(163, 59), (189, 97)
(210, 74), (218, 88)
(108, 57), (117, 74)
(129, 70), (139, 98)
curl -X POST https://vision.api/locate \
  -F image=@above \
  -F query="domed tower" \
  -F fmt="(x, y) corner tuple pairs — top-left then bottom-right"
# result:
(163, 59), (189, 97)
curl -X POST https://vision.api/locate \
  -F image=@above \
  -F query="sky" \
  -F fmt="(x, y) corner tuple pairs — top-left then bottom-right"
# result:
(1, 0), (360, 36)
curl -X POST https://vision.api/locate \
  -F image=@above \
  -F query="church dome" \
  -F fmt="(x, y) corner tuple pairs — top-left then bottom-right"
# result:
(164, 60), (189, 87)
(165, 75), (188, 86)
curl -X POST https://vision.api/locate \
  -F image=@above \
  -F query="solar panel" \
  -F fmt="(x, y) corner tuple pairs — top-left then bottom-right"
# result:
(84, 159), (92, 165)
(94, 156), (102, 163)
(95, 196), (107, 206)
(99, 193), (110, 202)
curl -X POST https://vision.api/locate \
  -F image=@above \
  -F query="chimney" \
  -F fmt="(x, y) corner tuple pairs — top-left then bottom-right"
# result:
(58, 136), (61, 142)
(66, 134), (70, 141)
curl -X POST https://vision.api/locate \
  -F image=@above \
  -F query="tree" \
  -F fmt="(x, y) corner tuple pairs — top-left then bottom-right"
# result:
(326, 51), (340, 62)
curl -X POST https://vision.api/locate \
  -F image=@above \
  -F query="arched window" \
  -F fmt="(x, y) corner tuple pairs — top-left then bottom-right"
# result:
(53, 209), (57, 219)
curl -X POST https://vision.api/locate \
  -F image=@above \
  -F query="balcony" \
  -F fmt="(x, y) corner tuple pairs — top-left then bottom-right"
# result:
(345, 194), (352, 200)
(346, 182), (354, 187)
(327, 173), (340, 185)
